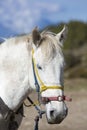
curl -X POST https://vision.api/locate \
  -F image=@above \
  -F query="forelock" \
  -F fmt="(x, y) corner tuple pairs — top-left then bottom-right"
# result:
(40, 32), (62, 62)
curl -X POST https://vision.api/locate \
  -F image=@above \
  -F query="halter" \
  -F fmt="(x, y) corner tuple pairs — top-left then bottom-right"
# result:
(32, 49), (72, 103)
(32, 49), (63, 94)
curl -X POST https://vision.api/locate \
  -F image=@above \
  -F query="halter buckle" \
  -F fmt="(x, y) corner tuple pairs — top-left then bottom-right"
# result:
(57, 96), (64, 102)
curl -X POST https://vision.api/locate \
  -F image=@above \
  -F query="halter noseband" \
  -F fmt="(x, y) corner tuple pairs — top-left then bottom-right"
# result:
(32, 49), (72, 103)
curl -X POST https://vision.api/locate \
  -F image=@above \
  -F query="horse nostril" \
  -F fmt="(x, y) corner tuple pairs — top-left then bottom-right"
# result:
(50, 110), (54, 117)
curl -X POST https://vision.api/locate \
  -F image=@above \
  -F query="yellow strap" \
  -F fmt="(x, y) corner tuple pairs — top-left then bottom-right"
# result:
(40, 85), (63, 93)
(24, 100), (40, 107)
(32, 49), (45, 86)
(32, 49), (34, 55)
(32, 49), (63, 93)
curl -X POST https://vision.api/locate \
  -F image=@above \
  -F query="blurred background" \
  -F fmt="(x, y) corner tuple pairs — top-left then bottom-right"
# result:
(0, 0), (87, 130)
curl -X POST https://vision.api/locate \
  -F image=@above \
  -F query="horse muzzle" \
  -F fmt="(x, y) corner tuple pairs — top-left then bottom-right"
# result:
(46, 108), (68, 124)
(44, 97), (68, 124)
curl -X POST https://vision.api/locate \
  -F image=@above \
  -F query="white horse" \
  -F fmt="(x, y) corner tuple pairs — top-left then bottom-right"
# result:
(0, 25), (68, 129)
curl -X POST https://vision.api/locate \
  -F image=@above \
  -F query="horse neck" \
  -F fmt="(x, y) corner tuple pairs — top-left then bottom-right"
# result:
(0, 39), (35, 110)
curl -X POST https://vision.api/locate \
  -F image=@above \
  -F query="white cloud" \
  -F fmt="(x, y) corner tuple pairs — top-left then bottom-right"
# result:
(36, 2), (60, 13)
(0, 0), (87, 36)
(0, 0), (60, 34)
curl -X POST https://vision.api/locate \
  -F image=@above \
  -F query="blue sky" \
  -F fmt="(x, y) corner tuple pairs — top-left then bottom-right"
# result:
(0, 0), (87, 37)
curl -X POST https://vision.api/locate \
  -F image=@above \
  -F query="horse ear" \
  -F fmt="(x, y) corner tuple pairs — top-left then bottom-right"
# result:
(32, 27), (41, 47)
(56, 25), (68, 46)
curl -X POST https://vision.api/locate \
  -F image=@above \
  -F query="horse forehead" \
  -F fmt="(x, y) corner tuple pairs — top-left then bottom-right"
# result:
(35, 34), (63, 63)
(36, 41), (55, 61)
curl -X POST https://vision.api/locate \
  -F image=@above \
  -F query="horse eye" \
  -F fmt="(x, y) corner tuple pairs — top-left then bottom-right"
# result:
(37, 64), (42, 70)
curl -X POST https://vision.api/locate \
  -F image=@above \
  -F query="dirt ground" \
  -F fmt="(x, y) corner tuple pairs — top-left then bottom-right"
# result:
(18, 78), (87, 130)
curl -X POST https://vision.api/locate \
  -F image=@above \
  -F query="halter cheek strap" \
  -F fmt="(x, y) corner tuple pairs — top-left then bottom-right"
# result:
(32, 49), (63, 93)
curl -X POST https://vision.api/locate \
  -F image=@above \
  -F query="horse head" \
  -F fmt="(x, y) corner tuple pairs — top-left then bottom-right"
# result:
(31, 26), (68, 124)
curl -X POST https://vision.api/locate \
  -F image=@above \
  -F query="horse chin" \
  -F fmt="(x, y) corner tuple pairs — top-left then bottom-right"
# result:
(46, 116), (65, 124)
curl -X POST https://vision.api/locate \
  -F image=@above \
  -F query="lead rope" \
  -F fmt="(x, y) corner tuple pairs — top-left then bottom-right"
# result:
(34, 116), (39, 130)
(26, 96), (45, 130)
(34, 111), (45, 130)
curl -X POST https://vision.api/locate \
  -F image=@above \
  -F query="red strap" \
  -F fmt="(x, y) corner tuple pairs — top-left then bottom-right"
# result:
(64, 96), (72, 102)
(41, 96), (72, 104)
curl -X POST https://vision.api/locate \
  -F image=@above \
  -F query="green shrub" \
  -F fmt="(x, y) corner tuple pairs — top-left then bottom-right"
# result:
(67, 66), (87, 78)
(64, 52), (81, 70)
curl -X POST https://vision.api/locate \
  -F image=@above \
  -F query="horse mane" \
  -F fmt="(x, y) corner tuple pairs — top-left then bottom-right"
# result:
(0, 30), (63, 61)
(39, 30), (63, 63)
